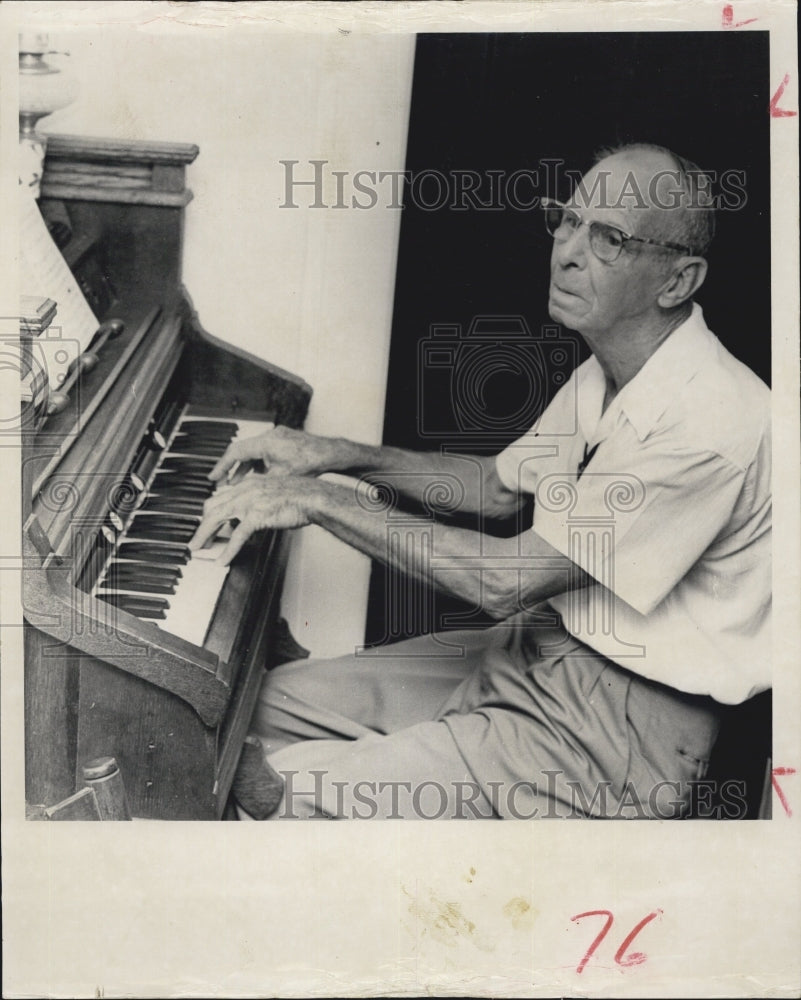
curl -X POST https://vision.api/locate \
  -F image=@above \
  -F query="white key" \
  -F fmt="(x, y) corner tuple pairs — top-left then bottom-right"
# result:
(159, 539), (231, 646)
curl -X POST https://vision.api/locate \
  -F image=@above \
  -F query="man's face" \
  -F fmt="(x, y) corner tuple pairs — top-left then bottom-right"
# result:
(548, 153), (679, 339)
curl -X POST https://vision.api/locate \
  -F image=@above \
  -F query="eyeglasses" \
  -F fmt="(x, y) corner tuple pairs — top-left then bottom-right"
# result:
(541, 198), (693, 263)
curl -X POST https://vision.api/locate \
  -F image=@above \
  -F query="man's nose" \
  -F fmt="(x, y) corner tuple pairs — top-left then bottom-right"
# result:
(553, 223), (590, 268)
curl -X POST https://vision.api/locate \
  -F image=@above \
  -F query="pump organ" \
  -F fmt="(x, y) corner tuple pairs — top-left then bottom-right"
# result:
(22, 134), (311, 820)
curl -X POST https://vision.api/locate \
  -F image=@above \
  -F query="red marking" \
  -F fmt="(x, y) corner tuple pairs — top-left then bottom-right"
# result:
(722, 4), (758, 28)
(769, 74), (798, 118)
(572, 909), (664, 974)
(771, 767), (797, 816)
(613, 909), (663, 967)
(571, 909), (614, 975)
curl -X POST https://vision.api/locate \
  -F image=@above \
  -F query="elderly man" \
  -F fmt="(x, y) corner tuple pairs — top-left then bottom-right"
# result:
(191, 142), (771, 820)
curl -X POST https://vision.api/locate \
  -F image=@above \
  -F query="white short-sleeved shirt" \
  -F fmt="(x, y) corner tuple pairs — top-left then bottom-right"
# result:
(495, 304), (771, 704)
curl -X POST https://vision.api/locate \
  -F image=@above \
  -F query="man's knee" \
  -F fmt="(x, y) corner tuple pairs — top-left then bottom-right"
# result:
(256, 656), (327, 718)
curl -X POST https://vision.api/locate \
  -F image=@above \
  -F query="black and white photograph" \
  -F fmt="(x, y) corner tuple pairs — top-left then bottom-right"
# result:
(1, 1), (799, 996)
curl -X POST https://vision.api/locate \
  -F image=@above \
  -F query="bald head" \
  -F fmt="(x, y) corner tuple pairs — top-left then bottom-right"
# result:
(585, 142), (716, 258)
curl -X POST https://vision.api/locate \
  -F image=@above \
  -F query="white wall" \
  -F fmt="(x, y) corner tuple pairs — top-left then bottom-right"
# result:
(41, 25), (415, 657)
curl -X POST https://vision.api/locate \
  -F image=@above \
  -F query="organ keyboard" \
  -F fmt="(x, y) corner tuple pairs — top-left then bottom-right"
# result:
(91, 413), (274, 648)
(22, 134), (312, 819)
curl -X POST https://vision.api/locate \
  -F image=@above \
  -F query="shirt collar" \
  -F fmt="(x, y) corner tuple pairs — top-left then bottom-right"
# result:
(576, 356), (606, 445)
(577, 303), (717, 444)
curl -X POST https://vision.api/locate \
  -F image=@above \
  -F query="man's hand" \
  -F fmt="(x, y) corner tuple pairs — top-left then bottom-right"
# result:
(189, 474), (322, 565)
(209, 426), (341, 484)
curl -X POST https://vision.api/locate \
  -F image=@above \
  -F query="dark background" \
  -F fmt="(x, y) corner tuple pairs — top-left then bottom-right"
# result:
(365, 31), (771, 648)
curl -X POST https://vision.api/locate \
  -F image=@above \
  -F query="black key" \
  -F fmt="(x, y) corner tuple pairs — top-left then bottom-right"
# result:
(105, 579), (180, 594)
(125, 525), (197, 543)
(126, 516), (199, 531)
(97, 594), (169, 619)
(97, 593), (169, 609)
(176, 432), (236, 444)
(150, 486), (214, 496)
(126, 524), (197, 540)
(109, 561), (182, 580)
(99, 579), (177, 596)
(106, 578), (181, 593)
(106, 559), (179, 573)
(157, 469), (215, 482)
(152, 474), (215, 491)
(179, 419), (238, 433)
(129, 513), (200, 529)
(118, 543), (190, 564)
(139, 497), (206, 515)
(160, 457), (217, 472)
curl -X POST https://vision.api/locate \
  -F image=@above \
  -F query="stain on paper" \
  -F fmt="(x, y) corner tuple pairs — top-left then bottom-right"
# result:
(503, 896), (538, 931)
(404, 886), (494, 952)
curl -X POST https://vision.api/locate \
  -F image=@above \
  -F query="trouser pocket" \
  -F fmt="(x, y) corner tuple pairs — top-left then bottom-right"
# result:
(625, 672), (722, 817)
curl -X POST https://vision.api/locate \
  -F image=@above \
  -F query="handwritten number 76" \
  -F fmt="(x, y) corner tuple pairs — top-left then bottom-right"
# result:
(571, 908), (663, 974)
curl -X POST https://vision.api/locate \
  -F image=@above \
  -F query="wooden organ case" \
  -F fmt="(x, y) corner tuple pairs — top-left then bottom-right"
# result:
(22, 135), (311, 820)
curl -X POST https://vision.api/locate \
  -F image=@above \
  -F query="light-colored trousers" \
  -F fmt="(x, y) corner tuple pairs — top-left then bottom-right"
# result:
(242, 610), (722, 819)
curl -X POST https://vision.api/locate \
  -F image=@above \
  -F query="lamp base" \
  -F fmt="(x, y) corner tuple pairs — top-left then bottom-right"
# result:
(19, 128), (48, 198)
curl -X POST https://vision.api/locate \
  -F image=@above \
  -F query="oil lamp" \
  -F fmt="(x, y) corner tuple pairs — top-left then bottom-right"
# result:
(19, 33), (78, 197)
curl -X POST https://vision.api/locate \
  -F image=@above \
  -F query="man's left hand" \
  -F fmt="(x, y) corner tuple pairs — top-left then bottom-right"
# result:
(189, 474), (319, 565)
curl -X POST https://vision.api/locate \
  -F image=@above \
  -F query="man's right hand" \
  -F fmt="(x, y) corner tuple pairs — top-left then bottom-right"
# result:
(209, 426), (340, 483)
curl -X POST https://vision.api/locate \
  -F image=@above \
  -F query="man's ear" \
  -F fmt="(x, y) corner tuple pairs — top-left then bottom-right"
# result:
(657, 257), (708, 309)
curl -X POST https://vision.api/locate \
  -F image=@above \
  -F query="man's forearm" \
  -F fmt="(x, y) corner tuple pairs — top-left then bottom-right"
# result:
(318, 436), (523, 520)
(309, 478), (582, 619)
(191, 472), (590, 612)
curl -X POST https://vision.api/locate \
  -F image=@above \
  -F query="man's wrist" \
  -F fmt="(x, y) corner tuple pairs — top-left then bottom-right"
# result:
(329, 437), (379, 473)
(301, 477), (340, 524)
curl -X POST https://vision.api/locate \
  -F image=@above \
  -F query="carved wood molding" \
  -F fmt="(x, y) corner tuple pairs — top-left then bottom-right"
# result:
(41, 133), (199, 207)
